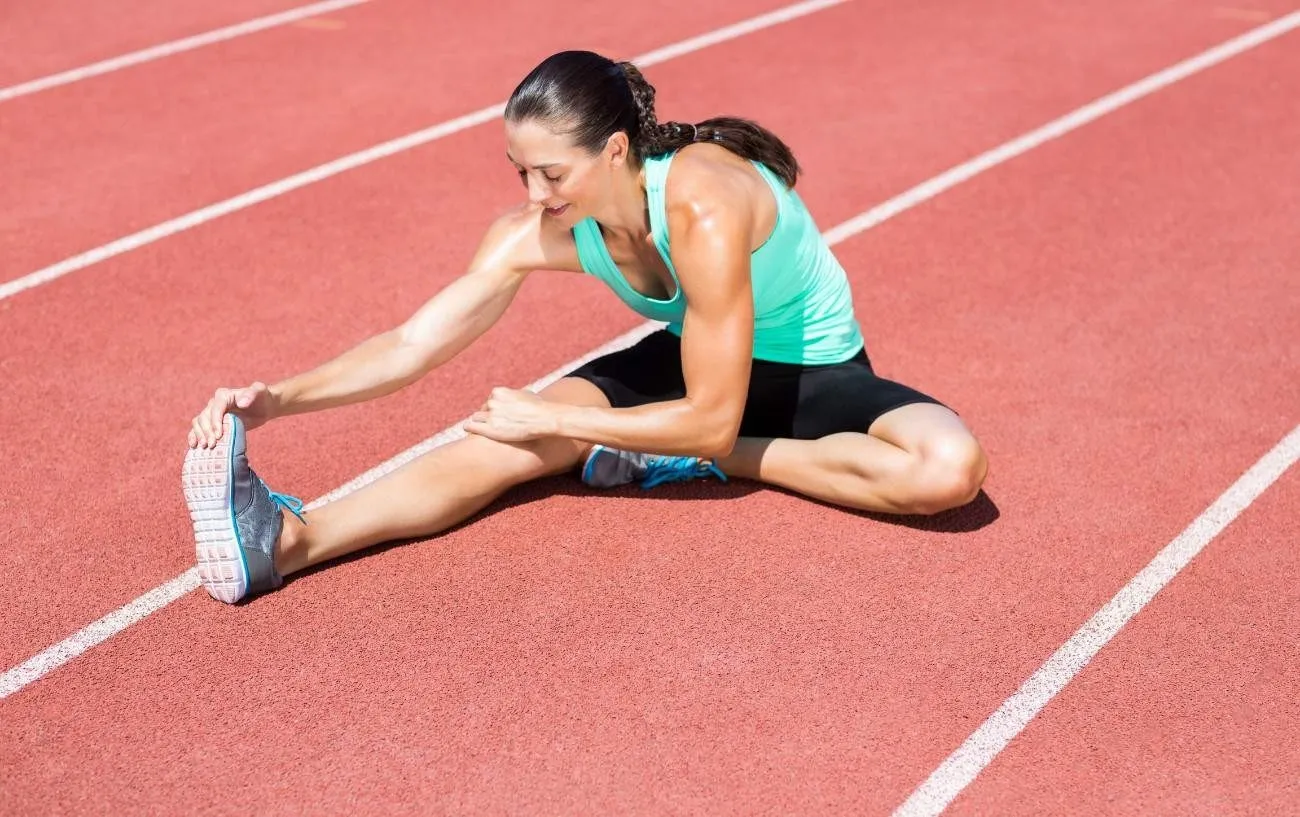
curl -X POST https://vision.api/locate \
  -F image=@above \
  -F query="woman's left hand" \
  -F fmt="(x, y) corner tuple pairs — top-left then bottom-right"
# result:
(464, 387), (562, 442)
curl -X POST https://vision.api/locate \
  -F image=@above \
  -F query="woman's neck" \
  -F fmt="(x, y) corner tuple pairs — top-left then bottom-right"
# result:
(591, 164), (651, 241)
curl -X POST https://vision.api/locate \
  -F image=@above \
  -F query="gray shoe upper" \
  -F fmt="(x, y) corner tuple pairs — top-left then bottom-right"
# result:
(581, 446), (728, 490)
(582, 445), (654, 488)
(229, 415), (285, 594)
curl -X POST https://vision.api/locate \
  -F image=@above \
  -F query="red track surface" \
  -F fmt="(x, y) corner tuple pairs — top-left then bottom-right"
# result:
(1, 0), (1284, 669)
(0, 0), (805, 276)
(946, 469), (1300, 816)
(2, 0), (1296, 813)
(0, 0), (315, 84)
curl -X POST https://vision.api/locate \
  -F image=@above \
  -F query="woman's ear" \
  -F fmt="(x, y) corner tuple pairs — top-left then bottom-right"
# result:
(605, 131), (631, 167)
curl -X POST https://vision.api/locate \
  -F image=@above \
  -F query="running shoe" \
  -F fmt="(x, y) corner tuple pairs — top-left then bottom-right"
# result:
(581, 445), (727, 489)
(182, 414), (304, 603)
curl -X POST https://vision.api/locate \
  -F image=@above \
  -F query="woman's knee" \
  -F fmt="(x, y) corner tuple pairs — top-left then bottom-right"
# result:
(906, 432), (988, 515)
(473, 376), (610, 480)
(449, 431), (586, 485)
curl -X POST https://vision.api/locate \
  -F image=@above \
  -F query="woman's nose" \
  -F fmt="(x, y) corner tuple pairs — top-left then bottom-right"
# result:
(527, 175), (548, 204)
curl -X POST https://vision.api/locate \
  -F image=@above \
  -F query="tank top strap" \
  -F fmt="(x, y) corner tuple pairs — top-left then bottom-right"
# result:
(571, 217), (619, 282)
(642, 152), (676, 272)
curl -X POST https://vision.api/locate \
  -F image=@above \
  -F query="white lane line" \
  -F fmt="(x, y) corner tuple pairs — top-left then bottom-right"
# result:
(2, 6), (1296, 702)
(0, 0), (851, 301)
(0, 0), (372, 104)
(0, 0), (851, 700)
(0, 321), (662, 700)
(305, 320), (665, 509)
(822, 9), (1300, 245)
(892, 426), (1300, 817)
(0, 572), (205, 698)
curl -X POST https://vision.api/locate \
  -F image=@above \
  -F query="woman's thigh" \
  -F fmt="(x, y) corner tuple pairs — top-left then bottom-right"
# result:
(742, 351), (949, 440)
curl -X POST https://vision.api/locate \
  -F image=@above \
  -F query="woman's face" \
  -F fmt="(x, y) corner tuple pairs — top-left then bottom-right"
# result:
(504, 118), (627, 226)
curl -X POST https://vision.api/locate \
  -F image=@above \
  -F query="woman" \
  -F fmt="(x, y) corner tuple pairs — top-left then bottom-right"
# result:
(183, 50), (988, 604)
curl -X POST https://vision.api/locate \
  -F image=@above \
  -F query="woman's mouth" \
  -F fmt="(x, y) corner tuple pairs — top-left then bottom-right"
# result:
(544, 204), (570, 218)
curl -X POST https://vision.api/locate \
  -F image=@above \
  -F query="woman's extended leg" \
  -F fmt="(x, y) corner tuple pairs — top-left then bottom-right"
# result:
(715, 403), (988, 515)
(273, 377), (609, 577)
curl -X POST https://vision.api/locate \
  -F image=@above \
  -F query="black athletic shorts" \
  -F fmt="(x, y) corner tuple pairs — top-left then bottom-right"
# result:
(565, 329), (946, 440)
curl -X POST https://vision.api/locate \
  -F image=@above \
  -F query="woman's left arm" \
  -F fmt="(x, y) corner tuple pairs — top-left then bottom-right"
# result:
(467, 168), (757, 458)
(558, 189), (756, 457)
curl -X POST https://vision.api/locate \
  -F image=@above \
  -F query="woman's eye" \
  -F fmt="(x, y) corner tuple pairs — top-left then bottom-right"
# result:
(544, 174), (562, 183)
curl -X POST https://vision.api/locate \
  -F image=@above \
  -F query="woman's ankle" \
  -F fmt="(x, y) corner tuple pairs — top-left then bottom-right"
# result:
(273, 507), (311, 577)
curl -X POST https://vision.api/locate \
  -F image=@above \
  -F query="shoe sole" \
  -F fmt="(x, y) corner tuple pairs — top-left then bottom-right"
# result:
(182, 417), (248, 603)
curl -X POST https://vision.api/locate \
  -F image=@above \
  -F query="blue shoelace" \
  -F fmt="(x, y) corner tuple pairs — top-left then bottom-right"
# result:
(641, 456), (728, 489)
(270, 491), (307, 523)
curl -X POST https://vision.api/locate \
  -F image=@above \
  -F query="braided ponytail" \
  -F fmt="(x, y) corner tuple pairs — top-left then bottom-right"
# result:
(618, 61), (801, 188)
(617, 61), (664, 154)
(504, 50), (801, 188)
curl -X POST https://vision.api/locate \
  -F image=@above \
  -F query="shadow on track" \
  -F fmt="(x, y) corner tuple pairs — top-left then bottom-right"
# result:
(272, 472), (1000, 598)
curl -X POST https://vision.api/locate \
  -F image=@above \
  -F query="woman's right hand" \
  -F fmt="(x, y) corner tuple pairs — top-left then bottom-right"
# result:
(188, 382), (279, 449)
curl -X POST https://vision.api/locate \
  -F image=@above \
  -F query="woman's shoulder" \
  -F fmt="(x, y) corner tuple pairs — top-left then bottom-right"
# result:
(660, 144), (756, 197)
(658, 145), (776, 248)
(472, 203), (583, 275)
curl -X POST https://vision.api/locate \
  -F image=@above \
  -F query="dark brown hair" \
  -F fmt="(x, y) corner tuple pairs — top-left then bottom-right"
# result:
(504, 50), (800, 187)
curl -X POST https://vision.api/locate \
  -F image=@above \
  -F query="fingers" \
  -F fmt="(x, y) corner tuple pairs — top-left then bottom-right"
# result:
(462, 416), (491, 441)
(207, 390), (231, 444)
(464, 411), (510, 441)
(465, 387), (557, 443)
(187, 383), (269, 450)
(189, 415), (209, 449)
(188, 389), (231, 449)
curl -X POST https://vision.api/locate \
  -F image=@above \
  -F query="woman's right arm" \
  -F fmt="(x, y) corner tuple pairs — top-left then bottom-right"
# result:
(189, 206), (568, 448)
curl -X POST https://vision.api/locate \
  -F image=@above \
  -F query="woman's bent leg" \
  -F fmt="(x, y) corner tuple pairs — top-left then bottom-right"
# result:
(716, 403), (988, 515)
(275, 377), (609, 576)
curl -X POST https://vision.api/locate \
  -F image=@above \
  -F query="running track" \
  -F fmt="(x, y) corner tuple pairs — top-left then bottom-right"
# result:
(2, 0), (1297, 814)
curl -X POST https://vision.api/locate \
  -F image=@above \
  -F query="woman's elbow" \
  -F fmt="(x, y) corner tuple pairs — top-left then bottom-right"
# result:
(697, 413), (741, 459)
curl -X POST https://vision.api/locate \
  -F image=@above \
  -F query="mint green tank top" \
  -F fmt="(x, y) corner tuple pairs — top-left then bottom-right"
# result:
(570, 151), (864, 366)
